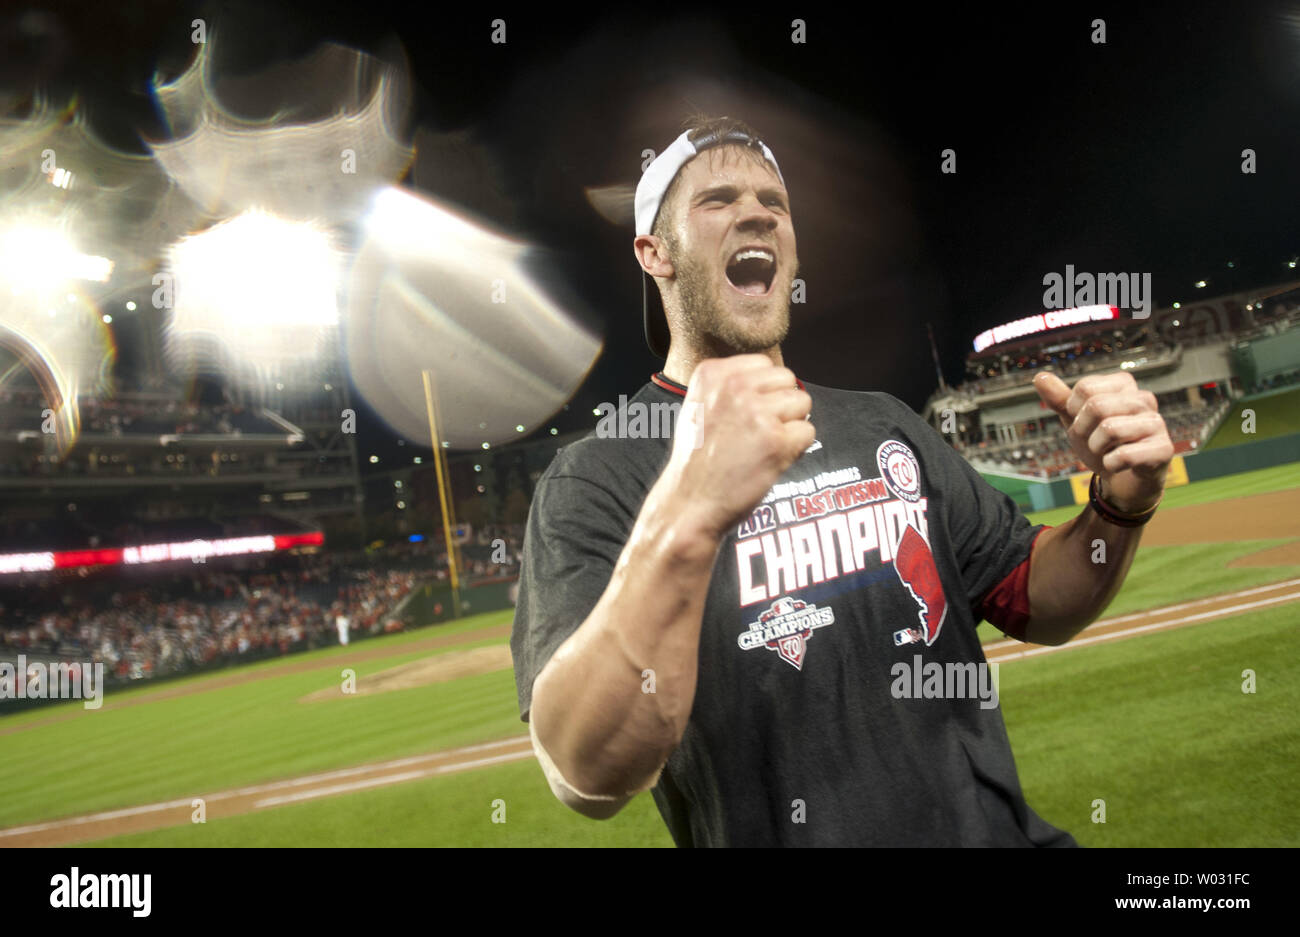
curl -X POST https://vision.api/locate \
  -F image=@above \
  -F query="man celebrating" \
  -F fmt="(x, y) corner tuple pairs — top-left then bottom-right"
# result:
(510, 116), (1173, 846)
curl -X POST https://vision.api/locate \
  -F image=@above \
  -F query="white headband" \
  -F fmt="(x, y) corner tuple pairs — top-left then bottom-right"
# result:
(634, 129), (784, 236)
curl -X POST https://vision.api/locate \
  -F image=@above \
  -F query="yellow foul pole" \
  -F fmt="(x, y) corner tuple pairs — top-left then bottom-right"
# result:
(422, 369), (462, 618)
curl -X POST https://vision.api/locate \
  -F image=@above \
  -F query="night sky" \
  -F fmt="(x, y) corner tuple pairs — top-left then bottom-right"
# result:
(4, 0), (1298, 466)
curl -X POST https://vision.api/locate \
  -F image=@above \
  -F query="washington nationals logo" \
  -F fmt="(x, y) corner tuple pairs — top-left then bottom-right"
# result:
(877, 440), (922, 503)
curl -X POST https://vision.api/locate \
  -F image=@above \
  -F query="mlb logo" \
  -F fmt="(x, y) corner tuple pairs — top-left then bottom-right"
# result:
(770, 597), (797, 616)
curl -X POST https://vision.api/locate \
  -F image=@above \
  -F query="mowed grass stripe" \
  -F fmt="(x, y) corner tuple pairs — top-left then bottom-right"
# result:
(1, 676), (522, 826)
(80, 602), (1298, 848)
(1204, 388), (1300, 449)
(1001, 600), (1299, 847)
(0, 635), (523, 827)
(978, 539), (1300, 642)
(83, 757), (676, 848)
(0, 609), (515, 733)
(1097, 540), (1299, 620)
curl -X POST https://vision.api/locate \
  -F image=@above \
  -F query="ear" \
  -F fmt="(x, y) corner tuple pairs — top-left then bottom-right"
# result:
(633, 234), (675, 279)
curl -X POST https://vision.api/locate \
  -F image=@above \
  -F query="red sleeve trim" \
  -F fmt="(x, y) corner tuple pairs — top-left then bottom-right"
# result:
(978, 526), (1051, 642)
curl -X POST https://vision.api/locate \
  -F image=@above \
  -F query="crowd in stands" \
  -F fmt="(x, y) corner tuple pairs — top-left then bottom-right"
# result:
(0, 448), (294, 479)
(958, 295), (1300, 399)
(0, 384), (322, 481)
(374, 523), (524, 582)
(0, 516), (526, 686)
(0, 556), (426, 683)
(1247, 367), (1300, 395)
(0, 388), (281, 437)
(961, 398), (1230, 478)
(962, 337), (1173, 397)
(461, 524), (523, 579)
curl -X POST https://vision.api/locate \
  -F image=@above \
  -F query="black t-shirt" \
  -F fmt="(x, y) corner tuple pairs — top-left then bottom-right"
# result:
(511, 375), (1077, 847)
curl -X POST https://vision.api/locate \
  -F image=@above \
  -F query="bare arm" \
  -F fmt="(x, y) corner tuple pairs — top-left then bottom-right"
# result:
(1023, 372), (1172, 646)
(527, 357), (814, 817)
(528, 467), (721, 816)
(1024, 494), (1144, 645)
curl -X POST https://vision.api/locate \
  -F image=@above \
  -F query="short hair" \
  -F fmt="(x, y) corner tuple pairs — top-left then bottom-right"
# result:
(649, 114), (778, 243)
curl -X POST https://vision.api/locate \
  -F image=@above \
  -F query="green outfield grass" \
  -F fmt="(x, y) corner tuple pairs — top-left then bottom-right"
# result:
(977, 461), (1300, 642)
(1021, 461), (1300, 529)
(0, 608), (513, 736)
(85, 757), (674, 848)
(85, 600), (1298, 847)
(4, 461), (1298, 846)
(1203, 387), (1300, 450)
(0, 611), (521, 828)
(976, 537), (1300, 643)
(1006, 600), (1299, 847)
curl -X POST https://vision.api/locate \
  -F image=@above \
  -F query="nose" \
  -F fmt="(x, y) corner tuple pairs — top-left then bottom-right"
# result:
(735, 192), (780, 232)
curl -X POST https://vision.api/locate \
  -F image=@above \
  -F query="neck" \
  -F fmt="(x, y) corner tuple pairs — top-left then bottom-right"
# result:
(661, 341), (784, 386)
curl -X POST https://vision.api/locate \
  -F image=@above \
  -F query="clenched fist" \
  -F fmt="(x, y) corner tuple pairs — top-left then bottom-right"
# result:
(1033, 370), (1173, 514)
(667, 356), (815, 541)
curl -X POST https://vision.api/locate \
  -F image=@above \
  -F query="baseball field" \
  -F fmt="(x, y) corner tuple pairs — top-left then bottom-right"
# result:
(1, 462), (1297, 848)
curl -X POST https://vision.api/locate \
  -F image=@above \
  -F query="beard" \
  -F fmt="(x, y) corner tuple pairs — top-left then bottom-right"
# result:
(666, 237), (794, 355)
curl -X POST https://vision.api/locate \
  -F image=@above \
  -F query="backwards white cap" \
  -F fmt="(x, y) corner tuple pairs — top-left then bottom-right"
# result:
(634, 129), (784, 236)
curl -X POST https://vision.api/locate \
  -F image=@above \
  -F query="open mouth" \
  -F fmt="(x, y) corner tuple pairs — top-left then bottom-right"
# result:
(725, 247), (776, 296)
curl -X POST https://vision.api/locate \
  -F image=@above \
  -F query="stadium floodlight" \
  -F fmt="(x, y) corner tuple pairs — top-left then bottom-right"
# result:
(164, 209), (341, 387)
(0, 218), (115, 454)
(0, 223), (113, 292)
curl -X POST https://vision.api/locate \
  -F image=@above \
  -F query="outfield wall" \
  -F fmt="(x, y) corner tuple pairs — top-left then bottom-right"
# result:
(402, 576), (518, 626)
(978, 471), (1071, 511)
(1183, 431), (1300, 481)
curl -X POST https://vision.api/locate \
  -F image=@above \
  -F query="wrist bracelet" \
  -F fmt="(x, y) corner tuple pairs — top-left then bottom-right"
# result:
(1088, 473), (1160, 528)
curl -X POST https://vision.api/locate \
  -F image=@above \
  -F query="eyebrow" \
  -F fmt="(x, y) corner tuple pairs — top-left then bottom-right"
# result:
(692, 184), (789, 207)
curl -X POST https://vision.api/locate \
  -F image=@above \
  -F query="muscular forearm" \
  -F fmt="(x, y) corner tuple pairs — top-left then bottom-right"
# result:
(1024, 503), (1143, 646)
(1021, 369), (1173, 646)
(529, 465), (722, 805)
